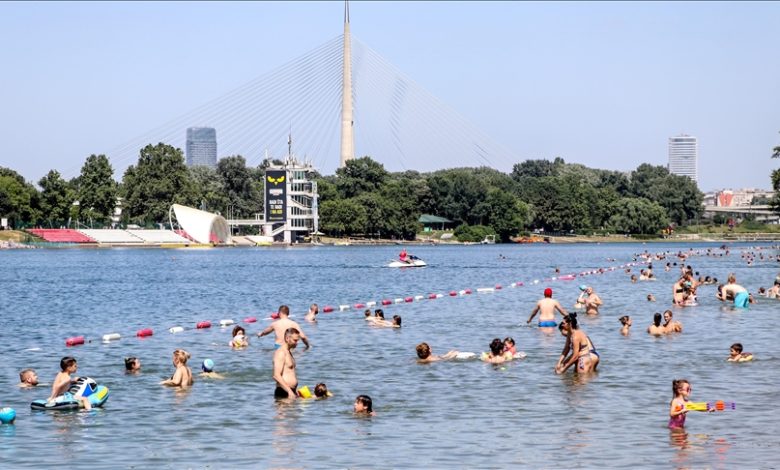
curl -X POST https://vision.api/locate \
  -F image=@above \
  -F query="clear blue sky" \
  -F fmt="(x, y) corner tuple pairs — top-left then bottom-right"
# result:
(1, 1), (778, 192)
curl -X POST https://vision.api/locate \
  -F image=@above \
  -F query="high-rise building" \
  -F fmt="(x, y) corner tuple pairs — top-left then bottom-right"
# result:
(186, 127), (217, 168)
(668, 134), (697, 184)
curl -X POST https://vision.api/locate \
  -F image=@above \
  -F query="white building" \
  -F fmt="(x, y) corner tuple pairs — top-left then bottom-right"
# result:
(668, 134), (698, 184)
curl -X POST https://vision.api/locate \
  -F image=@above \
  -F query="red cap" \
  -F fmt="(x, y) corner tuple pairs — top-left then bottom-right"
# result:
(544, 288), (553, 297)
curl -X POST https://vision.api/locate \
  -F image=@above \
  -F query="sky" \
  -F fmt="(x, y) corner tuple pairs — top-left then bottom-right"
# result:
(1, 1), (778, 192)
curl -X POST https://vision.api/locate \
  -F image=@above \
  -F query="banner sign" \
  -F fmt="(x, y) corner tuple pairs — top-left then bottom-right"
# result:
(265, 170), (287, 223)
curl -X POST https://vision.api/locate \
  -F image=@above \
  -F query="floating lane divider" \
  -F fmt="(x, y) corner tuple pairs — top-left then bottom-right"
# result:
(54, 256), (664, 349)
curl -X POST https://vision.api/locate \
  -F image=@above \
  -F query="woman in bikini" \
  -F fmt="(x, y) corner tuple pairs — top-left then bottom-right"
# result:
(555, 313), (599, 374)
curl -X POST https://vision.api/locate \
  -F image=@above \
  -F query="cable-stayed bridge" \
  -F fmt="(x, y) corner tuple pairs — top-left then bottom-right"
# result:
(105, 16), (522, 176)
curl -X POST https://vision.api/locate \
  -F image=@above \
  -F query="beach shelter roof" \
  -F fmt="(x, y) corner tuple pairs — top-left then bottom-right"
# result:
(171, 204), (231, 244)
(418, 214), (452, 224)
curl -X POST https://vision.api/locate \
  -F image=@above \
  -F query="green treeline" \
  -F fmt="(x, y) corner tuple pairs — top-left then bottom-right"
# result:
(317, 156), (703, 241)
(0, 143), (713, 239)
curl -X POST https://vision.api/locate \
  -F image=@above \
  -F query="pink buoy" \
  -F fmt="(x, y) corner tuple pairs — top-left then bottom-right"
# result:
(270, 312), (280, 320)
(381, 299), (392, 306)
(136, 328), (153, 338)
(243, 316), (257, 323)
(516, 282), (524, 286)
(355, 303), (366, 309)
(404, 296), (413, 303)
(464, 289), (472, 295)
(428, 293), (437, 299)
(196, 321), (211, 329)
(449, 291), (457, 296)
(322, 306), (334, 313)
(65, 336), (85, 347)
(495, 285), (502, 290)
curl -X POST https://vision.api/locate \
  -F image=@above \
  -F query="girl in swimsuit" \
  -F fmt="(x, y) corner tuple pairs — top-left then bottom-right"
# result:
(669, 379), (690, 429)
(555, 313), (599, 374)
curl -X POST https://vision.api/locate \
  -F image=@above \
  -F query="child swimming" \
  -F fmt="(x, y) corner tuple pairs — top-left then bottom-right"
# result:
(48, 357), (91, 410)
(503, 337), (517, 355)
(199, 358), (226, 379)
(727, 343), (753, 362)
(124, 357), (141, 373)
(354, 395), (376, 416)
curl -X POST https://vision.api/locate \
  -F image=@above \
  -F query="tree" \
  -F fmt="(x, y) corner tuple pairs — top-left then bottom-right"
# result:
(189, 166), (228, 214)
(0, 168), (39, 228)
(770, 133), (780, 213)
(121, 143), (196, 225)
(473, 188), (529, 241)
(607, 197), (669, 235)
(335, 156), (389, 198)
(75, 154), (117, 226)
(38, 170), (74, 227)
(319, 199), (367, 236)
(511, 158), (560, 181)
(217, 155), (262, 218)
(628, 164), (703, 225)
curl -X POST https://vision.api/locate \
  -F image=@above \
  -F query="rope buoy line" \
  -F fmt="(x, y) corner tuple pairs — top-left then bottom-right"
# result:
(61, 245), (745, 349)
(60, 258), (656, 349)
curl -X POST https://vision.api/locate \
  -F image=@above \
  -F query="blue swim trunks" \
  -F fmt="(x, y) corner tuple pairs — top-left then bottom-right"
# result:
(734, 291), (749, 308)
(539, 321), (557, 327)
(274, 343), (281, 350)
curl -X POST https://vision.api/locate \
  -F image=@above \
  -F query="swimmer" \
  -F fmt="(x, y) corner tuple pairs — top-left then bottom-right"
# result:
(582, 287), (603, 315)
(618, 316), (631, 336)
(48, 357), (91, 410)
(160, 349), (193, 388)
(18, 368), (39, 387)
(768, 281), (780, 299)
(199, 359), (226, 379)
(314, 383), (332, 398)
(647, 313), (665, 336)
(230, 325), (249, 349)
(482, 338), (512, 364)
(727, 343), (753, 362)
(354, 395), (376, 416)
(273, 328), (300, 400)
(304, 303), (319, 323)
(257, 305), (310, 350)
(373, 315), (401, 328)
(662, 310), (682, 333)
(630, 274), (638, 283)
(527, 287), (567, 329)
(717, 273), (749, 308)
(124, 357), (141, 373)
(647, 294), (656, 302)
(503, 337), (517, 355)
(555, 313), (599, 374)
(669, 379), (691, 429)
(364, 309), (373, 321)
(415, 342), (458, 363)
(374, 309), (385, 320)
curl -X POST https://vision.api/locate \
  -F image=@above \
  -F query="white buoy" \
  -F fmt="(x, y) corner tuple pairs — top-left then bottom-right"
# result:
(102, 333), (121, 342)
(219, 319), (235, 327)
(169, 326), (184, 334)
(394, 298), (404, 304)
(414, 295), (424, 301)
(476, 287), (494, 293)
(459, 290), (467, 296)
(435, 293), (444, 298)
(339, 305), (350, 312)
(366, 301), (377, 308)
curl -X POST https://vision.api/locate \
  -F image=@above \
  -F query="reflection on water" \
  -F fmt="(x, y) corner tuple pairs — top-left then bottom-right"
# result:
(0, 243), (778, 468)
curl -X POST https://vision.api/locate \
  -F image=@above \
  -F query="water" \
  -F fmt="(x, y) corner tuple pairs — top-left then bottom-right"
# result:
(1, 243), (779, 468)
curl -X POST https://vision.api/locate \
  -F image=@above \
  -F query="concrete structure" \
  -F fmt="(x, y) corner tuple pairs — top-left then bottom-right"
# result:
(261, 153), (319, 244)
(668, 134), (698, 184)
(339, 2), (355, 168)
(186, 127), (217, 168)
(713, 188), (775, 207)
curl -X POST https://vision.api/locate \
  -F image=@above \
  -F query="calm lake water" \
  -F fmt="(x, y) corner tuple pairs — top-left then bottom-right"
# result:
(1, 243), (779, 469)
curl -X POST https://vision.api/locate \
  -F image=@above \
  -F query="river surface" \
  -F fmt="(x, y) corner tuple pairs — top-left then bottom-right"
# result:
(1, 243), (779, 469)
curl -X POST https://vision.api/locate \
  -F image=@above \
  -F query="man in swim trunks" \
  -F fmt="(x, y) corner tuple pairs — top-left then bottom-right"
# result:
(18, 369), (39, 388)
(527, 288), (567, 329)
(273, 328), (300, 400)
(716, 273), (749, 308)
(257, 305), (310, 350)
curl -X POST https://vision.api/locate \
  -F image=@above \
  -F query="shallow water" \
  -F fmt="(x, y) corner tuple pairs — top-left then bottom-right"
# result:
(1, 243), (779, 468)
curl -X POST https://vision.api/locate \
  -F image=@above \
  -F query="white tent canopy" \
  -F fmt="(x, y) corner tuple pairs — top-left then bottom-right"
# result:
(170, 204), (231, 244)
